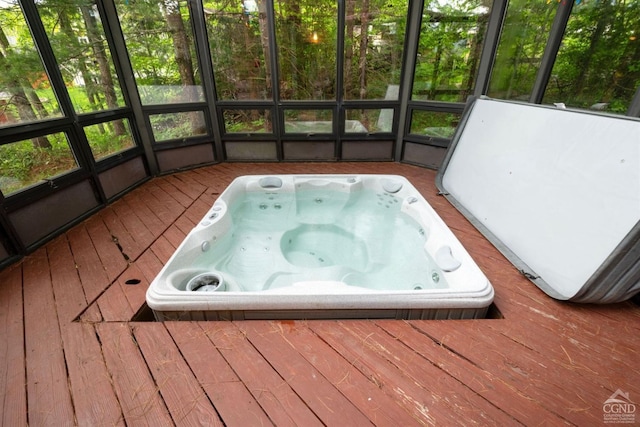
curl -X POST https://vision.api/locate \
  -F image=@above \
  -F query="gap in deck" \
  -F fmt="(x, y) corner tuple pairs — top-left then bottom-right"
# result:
(128, 302), (504, 322)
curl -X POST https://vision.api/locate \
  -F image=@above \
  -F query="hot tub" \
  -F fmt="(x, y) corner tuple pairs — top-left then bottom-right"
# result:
(146, 174), (494, 320)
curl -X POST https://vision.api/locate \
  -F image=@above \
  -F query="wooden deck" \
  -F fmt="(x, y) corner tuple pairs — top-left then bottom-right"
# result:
(1, 162), (638, 426)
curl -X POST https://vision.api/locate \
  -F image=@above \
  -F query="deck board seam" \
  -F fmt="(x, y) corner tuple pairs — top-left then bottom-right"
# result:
(71, 182), (209, 323)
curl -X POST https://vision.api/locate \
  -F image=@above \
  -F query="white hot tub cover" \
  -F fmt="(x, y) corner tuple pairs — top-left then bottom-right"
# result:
(436, 97), (640, 303)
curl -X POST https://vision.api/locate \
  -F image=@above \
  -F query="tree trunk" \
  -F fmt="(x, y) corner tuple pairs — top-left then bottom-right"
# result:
(462, 14), (488, 101)
(429, 23), (443, 100)
(80, 4), (125, 136)
(257, 0), (272, 89)
(59, 6), (101, 113)
(162, 0), (204, 134)
(358, 0), (370, 99)
(240, 10), (259, 101)
(0, 26), (51, 148)
(571, 2), (612, 98)
(275, 0), (303, 99)
(25, 86), (50, 120)
(612, 28), (640, 102)
(344, 0), (355, 98)
(162, 1), (196, 89)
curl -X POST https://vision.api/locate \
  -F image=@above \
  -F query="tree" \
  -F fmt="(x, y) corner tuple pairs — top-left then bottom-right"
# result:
(117, 0), (174, 87)
(0, 22), (51, 148)
(357, 0), (369, 99)
(161, 0), (196, 93)
(344, 0), (355, 97)
(413, 0), (489, 102)
(257, 0), (272, 99)
(54, 3), (102, 113)
(543, 0), (640, 111)
(488, 0), (557, 100)
(161, 0), (204, 133)
(79, 3), (125, 134)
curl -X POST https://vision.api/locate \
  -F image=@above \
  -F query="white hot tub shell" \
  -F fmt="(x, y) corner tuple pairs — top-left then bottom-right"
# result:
(146, 174), (494, 320)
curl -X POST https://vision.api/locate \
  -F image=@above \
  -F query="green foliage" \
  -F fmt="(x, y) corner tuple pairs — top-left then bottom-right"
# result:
(489, 0), (640, 111)
(410, 110), (460, 137)
(149, 112), (198, 141)
(225, 117), (267, 133)
(488, 0), (555, 100)
(116, 0), (196, 87)
(205, 0), (270, 100)
(84, 120), (134, 159)
(412, 0), (488, 102)
(0, 134), (76, 195)
(543, 0), (640, 111)
(343, 0), (408, 99)
(0, 116), (133, 195)
(273, 0), (340, 100)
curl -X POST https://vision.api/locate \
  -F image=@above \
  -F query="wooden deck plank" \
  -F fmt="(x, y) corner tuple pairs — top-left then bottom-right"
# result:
(239, 321), (375, 426)
(165, 322), (274, 426)
(47, 234), (88, 322)
(66, 224), (111, 302)
(149, 235), (178, 265)
(476, 254), (640, 353)
(130, 184), (177, 230)
(169, 171), (208, 199)
(307, 319), (441, 424)
(116, 264), (150, 317)
(1, 162), (639, 426)
(46, 227), (122, 427)
(267, 320), (419, 426)
(162, 223), (188, 252)
(485, 320), (640, 399)
(591, 302), (640, 325)
(97, 278), (135, 322)
(167, 192), (215, 240)
(133, 249), (165, 284)
(339, 320), (520, 425)
(0, 265), (27, 427)
(201, 322), (324, 427)
(182, 196), (215, 226)
(310, 319), (507, 425)
(376, 320), (569, 425)
(199, 189), (218, 205)
(84, 214), (129, 282)
(146, 182), (187, 225)
(97, 323), (173, 425)
(173, 212), (198, 237)
(62, 322), (124, 426)
(409, 321), (607, 425)
(132, 323), (224, 425)
(120, 188), (167, 239)
(101, 204), (145, 261)
(155, 176), (199, 208)
(170, 169), (209, 196)
(188, 166), (229, 190)
(22, 248), (75, 425)
(498, 303), (640, 362)
(498, 295), (640, 351)
(78, 301), (103, 323)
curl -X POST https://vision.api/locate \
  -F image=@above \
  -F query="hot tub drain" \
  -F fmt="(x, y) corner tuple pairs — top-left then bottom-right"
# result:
(186, 272), (225, 292)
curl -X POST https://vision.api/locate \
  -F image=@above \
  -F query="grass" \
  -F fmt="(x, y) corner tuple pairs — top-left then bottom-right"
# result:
(0, 86), (136, 196)
(0, 135), (77, 195)
(0, 120), (134, 195)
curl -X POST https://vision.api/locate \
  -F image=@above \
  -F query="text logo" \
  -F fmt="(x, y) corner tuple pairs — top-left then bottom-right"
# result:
(603, 389), (636, 424)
